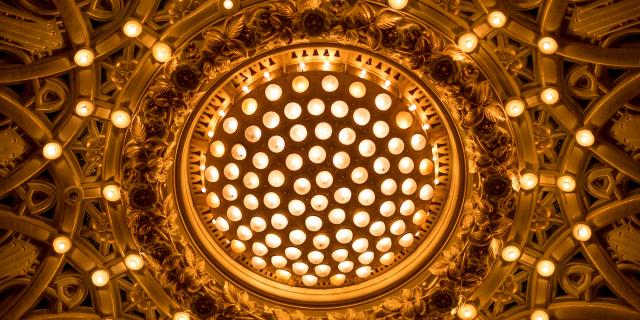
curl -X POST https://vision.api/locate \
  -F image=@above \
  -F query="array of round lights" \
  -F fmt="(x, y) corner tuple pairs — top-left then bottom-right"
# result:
(201, 71), (436, 287)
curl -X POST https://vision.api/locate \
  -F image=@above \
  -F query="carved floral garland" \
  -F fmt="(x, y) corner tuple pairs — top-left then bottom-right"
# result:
(120, 0), (518, 319)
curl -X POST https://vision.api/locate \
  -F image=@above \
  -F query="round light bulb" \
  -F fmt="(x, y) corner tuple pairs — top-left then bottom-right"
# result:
(352, 238), (369, 253)
(223, 117), (238, 134)
(52, 236), (72, 254)
(358, 189), (375, 206)
(275, 269), (291, 281)
(487, 10), (507, 28)
(321, 75), (339, 92)
(288, 199), (306, 216)
(316, 171), (334, 188)
(290, 124), (308, 142)
(263, 192), (280, 209)
(315, 122), (332, 140)
(74, 49), (94, 67)
(334, 188), (352, 204)
(395, 111), (413, 129)
(302, 275), (318, 286)
(237, 225), (253, 240)
(292, 262), (309, 275)
(305, 216), (323, 232)
(501, 245), (521, 262)
(538, 36), (558, 54)
(557, 175), (576, 192)
(294, 178), (311, 195)
(333, 152), (350, 169)
(243, 194), (259, 210)
(173, 312), (190, 320)
(331, 100), (349, 118)
(505, 99), (525, 117)
(122, 19), (143, 37)
(230, 239), (246, 253)
(540, 87), (560, 105)
(110, 110), (131, 128)
(308, 146), (326, 163)
(376, 237), (392, 252)
(356, 266), (372, 278)
(330, 274), (346, 286)
(336, 229), (353, 244)
(375, 93), (392, 110)
(313, 235), (330, 250)
(419, 159), (434, 175)
(102, 184), (121, 201)
(358, 251), (374, 265)
(284, 102), (302, 119)
(575, 129), (595, 147)
(286, 153), (303, 171)
(339, 261), (354, 273)
(388, 0), (408, 10)
(242, 98), (258, 115)
(271, 214), (288, 229)
(332, 249), (348, 262)
(457, 303), (477, 320)
(265, 84), (282, 101)
(339, 128), (357, 145)
(369, 221), (386, 236)
(353, 211), (370, 228)
(245, 125), (262, 143)
(224, 163), (240, 180)
(251, 256), (266, 269)
(390, 220), (406, 235)
(243, 172), (260, 189)
(536, 259), (556, 277)
(572, 223), (592, 241)
(125, 253), (144, 270)
(353, 108), (371, 126)
(374, 157), (390, 174)
(410, 134), (426, 151)
(268, 170), (285, 187)
(530, 309), (549, 320)
(398, 157), (414, 174)
(401, 178), (417, 195)
(349, 81), (366, 98)
(310, 195), (329, 211)
(271, 256), (287, 268)
(373, 121), (390, 138)
(222, 0), (234, 9)
(380, 201), (395, 217)
(307, 98), (325, 115)
(252, 152), (269, 169)
(91, 269), (110, 287)
(263, 112), (280, 129)
(286, 247), (302, 260)
(308, 251), (324, 264)
(289, 230), (306, 245)
(265, 234), (282, 248)
(74, 100), (95, 117)
(222, 184), (238, 201)
(351, 167), (368, 184)
(42, 142), (63, 160)
(151, 42), (172, 63)
(381, 178), (397, 195)
(250, 217), (267, 232)
(388, 138), (404, 155)
(329, 208), (346, 224)
(520, 173), (539, 190)
(210, 141), (225, 157)
(359, 139), (376, 157)
(380, 252), (395, 265)
(400, 200), (415, 216)
(292, 76), (309, 93)
(227, 206), (242, 221)
(458, 32), (478, 53)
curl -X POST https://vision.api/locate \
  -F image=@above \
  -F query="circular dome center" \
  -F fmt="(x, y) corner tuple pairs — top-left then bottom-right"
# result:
(200, 71), (436, 288)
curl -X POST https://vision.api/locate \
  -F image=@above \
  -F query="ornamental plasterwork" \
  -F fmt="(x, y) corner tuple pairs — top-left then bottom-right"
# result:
(0, 0), (639, 319)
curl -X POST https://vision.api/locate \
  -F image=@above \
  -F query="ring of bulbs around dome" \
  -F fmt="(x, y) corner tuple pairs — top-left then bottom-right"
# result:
(199, 71), (437, 288)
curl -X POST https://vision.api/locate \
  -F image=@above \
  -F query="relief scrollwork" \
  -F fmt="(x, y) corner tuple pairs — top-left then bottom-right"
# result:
(120, 0), (518, 318)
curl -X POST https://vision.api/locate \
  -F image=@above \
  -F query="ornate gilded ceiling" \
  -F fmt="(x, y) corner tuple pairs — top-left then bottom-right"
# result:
(0, 0), (639, 319)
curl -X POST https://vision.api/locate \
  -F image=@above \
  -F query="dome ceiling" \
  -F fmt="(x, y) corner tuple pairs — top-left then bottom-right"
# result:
(0, 0), (639, 319)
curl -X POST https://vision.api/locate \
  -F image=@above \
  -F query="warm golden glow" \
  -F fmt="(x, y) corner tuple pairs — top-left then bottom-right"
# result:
(173, 311), (191, 320)
(458, 32), (478, 53)
(91, 269), (110, 287)
(487, 10), (507, 28)
(572, 223), (592, 241)
(74, 49), (94, 67)
(110, 110), (131, 128)
(530, 309), (549, 320)
(387, 0), (408, 10)
(52, 236), (72, 254)
(457, 303), (478, 320)
(125, 253), (145, 270)
(501, 245), (521, 262)
(556, 175), (576, 192)
(122, 19), (143, 37)
(537, 36), (558, 54)
(42, 142), (63, 160)
(575, 128), (595, 147)
(152, 42), (172, 62)
(540, 87), (560, 105)
(520, 173), (539, 190)
(102, 184), (121, 201)
(536, 259), (556, 277)
(505, 99), (525, 118)
(75, 100), (95, 116)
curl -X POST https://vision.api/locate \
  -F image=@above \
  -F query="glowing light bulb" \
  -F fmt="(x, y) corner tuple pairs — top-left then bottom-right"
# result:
(223, 0), (234, 9)
(227, 206), (242, 221)
(250, 216), (267, 232)
(290, 229), (306, 245)
(505, 99), (525, 117)
(487, 10), (507, 28)
(520, 173), (539, 190)
(349, 81), (366, 98)
(286, 153), (303, 171)
(556, 175), (576, 192)
(339, 128), (356, 145)
(243, 172), (260, 189)
(358, 251), (374, 265)
(329, 208), (346, 224)
(339, 261), (354, 273)
(457, 303), (477, 320)
(292, 76), (309, 93)
(369, 221), (386, 236)
(223, 117), (238, 134)
(395, 111), (413, 129)
(375, 93), (392, 110)
(308, 146), (326, 163)
(316, 171), (333, 188)
(458, 32), (478, 53)
(290, 124), (307, 142)
(330, 274), (346, 286)
(398, 157), (414, 174)
(222, 184), (238, 201)
(501, 245), (521, 262)
(336, 229), (353, 244)
(210, 140), (225, 157)
(263, 111), (280, 129)
(388, 137), (404, 154)
(572, 223), (592, 241)
(242, 85), (249, 93)
(173, 312), (190, 320)
(332, 249), (348, 262)
(388, 0), (408, 9)
(413, 209), (428, 225)
(331, 100), (349, 118)
(286, 247), (302, 260)
(575, 129), (595, 147)
(284, 102), (302, 119)
(268, 170), (285, 187)
(380, 201), (395, 217)
(253, 242), (268, 257)
(242, 98), (258, 115)
(74, 49), (94, 67)
(307, 98), (325, 115)
(252, 152), (269, 169)
(334, 188), (352, 204)
(419, 159), (434, 175)
(351, 167), (368, 184)
(293, 262), (309, 275)
(390, 220), (406, 235)
(313, 235), (330, 249)
(540, 87), (560, 105)
(538, 36), (558, 54)
(401, 178), (417, 195)
(271, 256), (287, 268)
(122, 19), (143, 37)
(352, 238), (369, 253)
(311, 194), (329, 211)
(315, 122), (332, 140)
(374, 157), (390, 174)
(373, 121), (390, 138)
(353, 108), (371, 125)
(359, 139), (376, 157)
(358, 189), (375, 206)
(236, 225), (253, 240)
(536, 259), (556, 277)
(380, 252), (395, 265)
(381, 178), (397, 195)
(110, 110), (131, 128)
(333, 151), (350, 169)
(321, 75), (339, 92)
(215, 217), (229, 231)
(125, 253), (144, 270)
(231, 144), (247, 160)
(75, 100), (95, 116)
(245, 125), (262, 143)
(353, 211), (371, 228)
(302, 275), (318, 286)
(223, 163), (240, 180)
(265, 234), (282, 248)
(275, 269), (291, 281)
(243, 194), (259, 210)
(231, 239), (246, 253)
(356, 266), (371, 278)
(308, 251), (324, 264)
(265, 84), (282, 101)
(399, 199), (415, 216)
(42, 142), (63, 160)
(376, 237), (392, 252)
(52, 236), (72, 253)
(263, 192), (280, 209)
(530, 310), (549, 320)
(288, 199), (306, 216)
(305, 215), (323, 232)
(252, 257), (266, 269)
(91, 269), (110, 287)
(410, 134), (426, 151)
(102, 184), (121, 201)
(151, 42), (172, 62)
(271, 213), (288, 230)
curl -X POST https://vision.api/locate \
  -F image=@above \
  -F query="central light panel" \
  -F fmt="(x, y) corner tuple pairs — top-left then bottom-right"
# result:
(202, 71), (436, 288)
